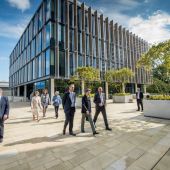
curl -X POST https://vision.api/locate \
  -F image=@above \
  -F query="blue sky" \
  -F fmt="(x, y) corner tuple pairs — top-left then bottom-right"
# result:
(1, 0), (170, 81)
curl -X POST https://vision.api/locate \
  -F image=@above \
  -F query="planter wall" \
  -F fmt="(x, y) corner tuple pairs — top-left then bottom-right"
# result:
(144, 100), (170, 119)
(113, 95), (133, 103)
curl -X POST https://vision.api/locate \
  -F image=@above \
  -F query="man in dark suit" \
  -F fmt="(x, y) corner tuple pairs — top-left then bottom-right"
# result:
(0, 88), (9, 143)
(93, 87), (112, 131)
(62, 84), (76, 136)
(136, 88), (144, 111)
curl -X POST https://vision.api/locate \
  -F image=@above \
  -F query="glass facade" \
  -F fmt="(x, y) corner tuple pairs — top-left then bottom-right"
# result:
(9, 0), (151, 96)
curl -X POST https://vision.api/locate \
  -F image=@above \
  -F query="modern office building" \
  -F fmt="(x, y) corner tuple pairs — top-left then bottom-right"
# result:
(9, 0), (151, 100)
(0, 81), (10, 96)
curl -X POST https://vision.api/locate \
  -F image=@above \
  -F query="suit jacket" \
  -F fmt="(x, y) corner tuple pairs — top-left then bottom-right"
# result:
(136, 92), (144, 100)
(0, 96), (9, 120)
(81, 95), (91, 114)
(94, 93), (106, 107)
(62, 92), (76, 113)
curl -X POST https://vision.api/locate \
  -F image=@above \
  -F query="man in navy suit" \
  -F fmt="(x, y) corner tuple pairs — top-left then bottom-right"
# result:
(136, 88), (144, 111)
(0, 88), (9, 143)
(93, 87), (112, 131)
(62, 84), (76, 136)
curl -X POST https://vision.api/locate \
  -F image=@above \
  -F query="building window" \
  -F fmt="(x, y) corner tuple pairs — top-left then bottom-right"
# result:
(31, 38), (36, 59)
(70, 53), (74, 76)
(78, 54), (83, 67)
(69, 3), (74, 28)
(33, 59), (36, 79)
(45, 22), (51, 48)
(38, 55), (42, 78)
(78, 32), (82, 53)
(27, 45), (30, 62)
(77, 7), (82, 31)
(46, 0), (51, 22)
(59, 50), (65, 77)
(45, 49), (50, 75)
(58, 24), (65, 50)
(69, 29), (74, 52)
(36, 31), (42, 55)
(58, 0), (65, 23)
(38, 6), (43, 30)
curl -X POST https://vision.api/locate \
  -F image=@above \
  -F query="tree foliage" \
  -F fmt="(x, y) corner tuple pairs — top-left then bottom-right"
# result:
(105, 68), (134, 83)
(105, 68), (134, 93)
(70, 67), (100, 82)
(137, 40), (170, 82)
(147, 78), (170, 94)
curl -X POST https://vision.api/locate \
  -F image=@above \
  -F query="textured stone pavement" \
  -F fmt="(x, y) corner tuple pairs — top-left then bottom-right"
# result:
(0, 101), (170, 170)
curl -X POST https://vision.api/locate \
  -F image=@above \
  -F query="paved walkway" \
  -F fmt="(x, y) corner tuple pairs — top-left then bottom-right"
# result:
(0, 102), (170, 170)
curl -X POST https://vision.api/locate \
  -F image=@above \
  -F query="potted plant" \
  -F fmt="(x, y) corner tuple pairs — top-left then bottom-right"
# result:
(144, 95), (170, 119)
(137, 40), (170, 119)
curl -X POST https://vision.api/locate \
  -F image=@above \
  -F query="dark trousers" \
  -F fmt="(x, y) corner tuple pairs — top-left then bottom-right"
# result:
(81, 113), (95, 133)
(137, 99), (143, 111)
(64, 107), (75, 133)
(0, 119), (4, 139)
(54, 106), (59, 117)
(93, 106), (109, 128)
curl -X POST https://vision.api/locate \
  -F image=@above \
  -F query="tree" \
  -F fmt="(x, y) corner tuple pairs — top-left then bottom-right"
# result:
(137, 40), (170, 84)
(105, 68), (134, 93)
(70, 67), (100, 94)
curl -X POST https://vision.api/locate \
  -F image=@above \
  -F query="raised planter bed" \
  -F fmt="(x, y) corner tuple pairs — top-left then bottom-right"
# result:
(144, 100), (170, 119)
(113, 95), (133, 103)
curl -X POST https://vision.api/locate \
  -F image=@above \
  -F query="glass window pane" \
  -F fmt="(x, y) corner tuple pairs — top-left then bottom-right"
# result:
(59, 50), (65, 77)
(45, 49), (50, 75)
(38, 55), (42, 78)
(58, 24), (65, 50)
(45, 22), (50, 48)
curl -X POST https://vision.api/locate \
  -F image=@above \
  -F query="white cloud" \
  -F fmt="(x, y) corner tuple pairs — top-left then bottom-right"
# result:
(0, 17), (30, 39)
(99, 7), (170, 44)
(7, 0), (30, 11)
(128, 11), (170, 44)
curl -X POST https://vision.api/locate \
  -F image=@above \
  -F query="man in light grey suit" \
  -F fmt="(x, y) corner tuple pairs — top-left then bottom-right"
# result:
(0, 88), (9, 143)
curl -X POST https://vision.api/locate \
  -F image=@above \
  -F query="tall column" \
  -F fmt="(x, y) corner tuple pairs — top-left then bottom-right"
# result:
(17, 86), (20, 97)
(143, 84), (146, 94)
(50, 79), (55, 102)
(105, 82), (109, 100)
(135, 83), (138, 93)
(24, 85), (27, 102)
(12, 88), (14, 102)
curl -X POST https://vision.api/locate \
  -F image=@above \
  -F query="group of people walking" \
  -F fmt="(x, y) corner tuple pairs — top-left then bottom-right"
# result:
(0, 85), (144, 143)
(30, 84), (112, 136)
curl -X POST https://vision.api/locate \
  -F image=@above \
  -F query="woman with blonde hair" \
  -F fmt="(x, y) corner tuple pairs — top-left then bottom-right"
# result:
(31, 91), (42, 122)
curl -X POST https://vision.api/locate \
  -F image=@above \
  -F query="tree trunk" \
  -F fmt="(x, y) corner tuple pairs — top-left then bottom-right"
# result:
(81, 80), (85, 95)
(105, 81), (109, 99)
(122, 83), (125, 93)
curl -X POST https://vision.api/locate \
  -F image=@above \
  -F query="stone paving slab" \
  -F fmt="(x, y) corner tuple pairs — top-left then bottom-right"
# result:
(0, 102), (170, 170)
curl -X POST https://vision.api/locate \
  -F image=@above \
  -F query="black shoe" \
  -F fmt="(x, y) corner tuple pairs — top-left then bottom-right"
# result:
(69, 132), (76, 136)
(81, 130), (85, 133)
(106, 127), (112, 131)
(93, 131), (99, 135)
(136, 109), (140, 111)
(0, 138), (3, 143)
(63, 130), (66, 135)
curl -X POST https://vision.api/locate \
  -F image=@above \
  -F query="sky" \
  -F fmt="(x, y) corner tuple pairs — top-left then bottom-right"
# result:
(1, 0), (170, 81)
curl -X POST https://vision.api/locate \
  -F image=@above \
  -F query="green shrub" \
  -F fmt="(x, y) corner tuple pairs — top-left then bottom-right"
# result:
(148, 95), (170, 100)
(113, 93), (131, 96)
(147, 78), (170, 94)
